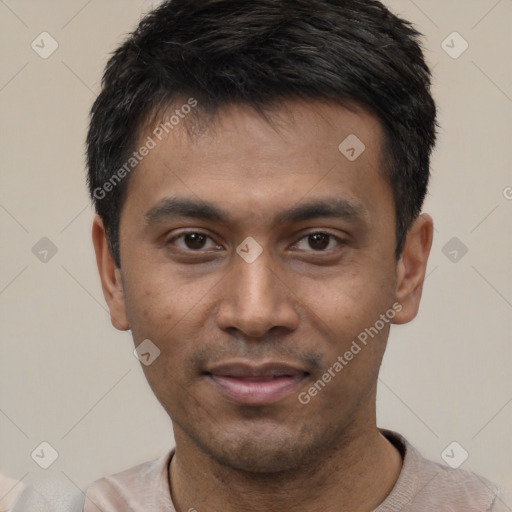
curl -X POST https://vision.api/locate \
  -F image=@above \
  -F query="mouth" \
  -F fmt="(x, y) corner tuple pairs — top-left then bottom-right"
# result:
(204, 362), (310, 405)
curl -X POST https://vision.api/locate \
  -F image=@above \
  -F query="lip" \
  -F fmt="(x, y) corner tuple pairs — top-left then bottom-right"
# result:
(205, 362), (309, 405)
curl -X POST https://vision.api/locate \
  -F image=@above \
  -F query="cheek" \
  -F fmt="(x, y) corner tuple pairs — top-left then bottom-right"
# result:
(123, 263), (181, 328)
(123, 275), (205, 380)
(306, 288), (392, 406)
(297, 265), (395, 338)
(294, 267), (396, 394)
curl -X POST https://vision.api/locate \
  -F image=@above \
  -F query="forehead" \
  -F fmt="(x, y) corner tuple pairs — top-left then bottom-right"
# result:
(123, 99), (391, 227)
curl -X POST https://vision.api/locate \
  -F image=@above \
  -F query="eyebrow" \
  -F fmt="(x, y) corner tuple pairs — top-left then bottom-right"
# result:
(144, 196), (367, 226)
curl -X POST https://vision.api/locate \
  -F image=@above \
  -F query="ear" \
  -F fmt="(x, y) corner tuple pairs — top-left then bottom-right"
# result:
(392, 213), (434, 324)
(92, 215), (130, 331)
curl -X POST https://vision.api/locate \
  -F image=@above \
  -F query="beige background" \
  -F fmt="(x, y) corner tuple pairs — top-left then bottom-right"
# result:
(1, 0), (511, 507)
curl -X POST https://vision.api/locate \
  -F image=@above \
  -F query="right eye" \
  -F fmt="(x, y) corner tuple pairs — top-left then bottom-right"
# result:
(166, 231), (223, 252)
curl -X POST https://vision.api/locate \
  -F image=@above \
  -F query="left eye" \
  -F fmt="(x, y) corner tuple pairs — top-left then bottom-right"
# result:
(169, 232), (221, 251)
(293, 233), (341, 251)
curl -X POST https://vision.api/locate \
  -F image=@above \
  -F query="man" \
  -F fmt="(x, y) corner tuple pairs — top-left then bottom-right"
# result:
(83, 0), (504, 510)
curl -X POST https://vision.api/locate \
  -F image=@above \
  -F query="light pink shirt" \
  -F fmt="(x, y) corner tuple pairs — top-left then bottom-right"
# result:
(83, 430), (507, 511)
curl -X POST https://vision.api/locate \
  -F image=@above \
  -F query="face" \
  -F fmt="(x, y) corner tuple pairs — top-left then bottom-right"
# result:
(93, 100), (431, 473)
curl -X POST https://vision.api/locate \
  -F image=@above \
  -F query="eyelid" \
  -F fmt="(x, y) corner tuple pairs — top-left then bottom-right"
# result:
(166, 229), (222, 250)
(290, 230), (344, 251)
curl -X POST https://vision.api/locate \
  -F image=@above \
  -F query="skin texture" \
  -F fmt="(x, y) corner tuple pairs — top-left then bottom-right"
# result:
(93, 100), (433, 512)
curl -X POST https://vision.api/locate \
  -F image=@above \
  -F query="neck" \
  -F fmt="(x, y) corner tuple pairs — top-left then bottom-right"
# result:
(169, 418), (402, 512)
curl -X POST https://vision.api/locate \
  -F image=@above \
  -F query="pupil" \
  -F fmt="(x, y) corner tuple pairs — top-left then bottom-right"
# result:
(309, 233), (329, 250)
(185, 233), (206, 249)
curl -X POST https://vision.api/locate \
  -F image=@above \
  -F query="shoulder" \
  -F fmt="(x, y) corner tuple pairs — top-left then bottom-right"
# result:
(377, 430), (503, 512)
(83, 451), (175, 512)
(5, 477), (85, 512)
(419, 460), (501, 510)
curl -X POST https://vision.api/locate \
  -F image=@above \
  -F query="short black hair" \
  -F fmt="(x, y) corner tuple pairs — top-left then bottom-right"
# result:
(86, 0), (437, 268)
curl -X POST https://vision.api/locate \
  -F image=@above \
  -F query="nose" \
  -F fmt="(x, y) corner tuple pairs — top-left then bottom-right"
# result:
(216, 249), (300, 338)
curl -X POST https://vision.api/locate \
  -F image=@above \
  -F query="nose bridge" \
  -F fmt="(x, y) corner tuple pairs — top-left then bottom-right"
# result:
(217, 247), (298, 337)
(237, 252), (276, 307)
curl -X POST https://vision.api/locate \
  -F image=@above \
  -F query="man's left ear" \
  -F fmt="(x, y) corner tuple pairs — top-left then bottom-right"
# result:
(392, 213), (434, 324)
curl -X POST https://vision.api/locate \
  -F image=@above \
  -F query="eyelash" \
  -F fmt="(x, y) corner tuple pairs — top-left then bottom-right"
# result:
(166, 230), (344, 254)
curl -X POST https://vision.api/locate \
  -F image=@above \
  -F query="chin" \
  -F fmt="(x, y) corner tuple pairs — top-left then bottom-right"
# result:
(214, 443), (309, 473)
(194, 421), (332, 474)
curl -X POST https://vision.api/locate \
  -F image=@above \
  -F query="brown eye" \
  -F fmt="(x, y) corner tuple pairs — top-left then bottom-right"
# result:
(308, 233), (331, 250)
(183, 233), (207, 250)
(292, 232), (342, 252)
(168, 232), (220, 251)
